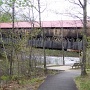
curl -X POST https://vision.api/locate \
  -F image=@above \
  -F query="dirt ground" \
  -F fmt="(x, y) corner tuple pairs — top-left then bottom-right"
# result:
(0, 77), (45, 90)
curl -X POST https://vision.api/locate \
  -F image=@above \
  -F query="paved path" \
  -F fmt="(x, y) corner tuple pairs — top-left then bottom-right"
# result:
(38, 70), (80, 90)
(47, 66), (72, 71)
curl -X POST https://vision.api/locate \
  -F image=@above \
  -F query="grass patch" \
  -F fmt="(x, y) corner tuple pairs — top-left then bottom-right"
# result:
(18, 77), (44, 85)
(33, 48), (79, 57)
(75, 71), (90, 90)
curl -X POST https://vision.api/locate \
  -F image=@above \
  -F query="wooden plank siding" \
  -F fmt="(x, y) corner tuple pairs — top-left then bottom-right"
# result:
(42, 28), (83, 38)
(0, 27), (84, 50)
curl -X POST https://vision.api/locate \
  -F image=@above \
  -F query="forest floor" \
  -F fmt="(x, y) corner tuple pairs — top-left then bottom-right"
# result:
(0, 77), (45, 90)
(0, 69), (60, 90)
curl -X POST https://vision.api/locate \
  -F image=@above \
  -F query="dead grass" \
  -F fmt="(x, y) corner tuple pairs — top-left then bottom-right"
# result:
(0, 77), (45, 90)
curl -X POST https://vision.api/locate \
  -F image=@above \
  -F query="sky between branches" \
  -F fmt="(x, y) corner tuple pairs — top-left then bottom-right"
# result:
(1, 0), (90, 21)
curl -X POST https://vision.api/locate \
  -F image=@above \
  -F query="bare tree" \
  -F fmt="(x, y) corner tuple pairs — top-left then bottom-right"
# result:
(67, 0), (87, 76)
(38, 0), (47, 74)
(81, 0), (87, 76)
(9, 0), (15, 77)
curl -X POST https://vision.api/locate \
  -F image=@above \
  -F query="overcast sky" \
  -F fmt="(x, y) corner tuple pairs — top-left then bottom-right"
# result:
(38, 0), (90, 21)
(40, 0), (75, 21)
(16, 0), (90, 21)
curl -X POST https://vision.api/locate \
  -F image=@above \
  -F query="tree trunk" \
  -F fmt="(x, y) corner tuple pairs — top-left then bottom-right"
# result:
(38, 0), (47, 74)
(9, 52), (13, 77)
(9, 0), (15, 78)
(81, 0), (87, 76)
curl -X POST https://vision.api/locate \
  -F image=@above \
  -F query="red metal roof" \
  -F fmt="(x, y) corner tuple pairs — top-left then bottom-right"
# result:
(0, 20), (83, 29)
(42, 20), (83, 27)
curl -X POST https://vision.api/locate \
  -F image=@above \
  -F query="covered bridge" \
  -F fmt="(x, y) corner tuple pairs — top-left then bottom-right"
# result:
(0, 20), (90, 50)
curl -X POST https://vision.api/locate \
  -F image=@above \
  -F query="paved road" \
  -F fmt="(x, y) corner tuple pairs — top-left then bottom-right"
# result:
(38, 70), (80, 90)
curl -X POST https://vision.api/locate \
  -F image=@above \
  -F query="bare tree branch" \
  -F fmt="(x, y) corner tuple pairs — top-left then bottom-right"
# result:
(67, 0), (83, 8)
(78, 0), (84, 8)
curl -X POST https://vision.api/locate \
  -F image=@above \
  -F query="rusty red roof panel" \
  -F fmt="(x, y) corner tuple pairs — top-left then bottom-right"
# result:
(42, 20), (83, 27)
(0, 20), (83, 29)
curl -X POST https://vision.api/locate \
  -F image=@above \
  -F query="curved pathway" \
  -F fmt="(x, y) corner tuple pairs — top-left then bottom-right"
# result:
(38, 70), (80, 90)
